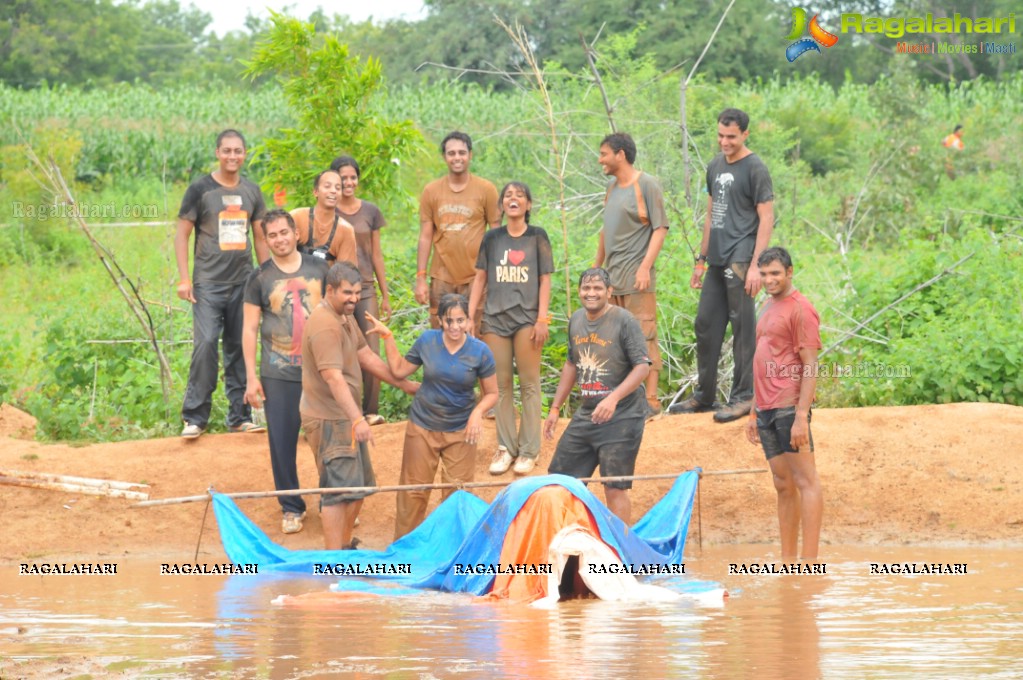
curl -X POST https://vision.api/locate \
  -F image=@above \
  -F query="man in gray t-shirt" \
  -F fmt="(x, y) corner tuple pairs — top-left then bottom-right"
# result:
(595, 132), (669, 419)
(671, 108), (775, 423)
(544, 268), (652, 524)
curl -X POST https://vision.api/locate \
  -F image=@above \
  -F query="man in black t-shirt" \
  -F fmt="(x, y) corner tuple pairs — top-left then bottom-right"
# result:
(175, 130), (269, 439)
(544, 268), (651, 523)
(671, 108), (775, 423)
(242, 210), (328, 535)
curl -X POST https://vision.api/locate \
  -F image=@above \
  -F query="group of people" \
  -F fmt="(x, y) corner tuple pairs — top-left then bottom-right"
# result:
(173, 107), (825, 561)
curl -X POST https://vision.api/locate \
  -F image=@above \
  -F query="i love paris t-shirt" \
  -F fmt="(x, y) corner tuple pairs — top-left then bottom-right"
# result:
(474, 225), (554, 336)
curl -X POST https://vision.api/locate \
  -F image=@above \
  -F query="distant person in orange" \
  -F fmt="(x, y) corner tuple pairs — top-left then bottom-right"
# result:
(942, 124), (964, 180)
(745, 247), (823, 561)
(942, 124), (965, 151)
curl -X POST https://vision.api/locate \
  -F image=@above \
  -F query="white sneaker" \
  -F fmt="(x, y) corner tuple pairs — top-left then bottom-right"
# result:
(489, 446), (513, 475)
(512, 456), (536, 475)
(181, 422), (205, 439)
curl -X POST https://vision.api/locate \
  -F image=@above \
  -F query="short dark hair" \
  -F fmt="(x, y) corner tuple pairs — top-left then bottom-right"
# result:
(441, 131), (473, 155)
(578, 267), (611, 288)
(757, 246), (793, 269)
(216, 129), (246, 149)
(330, 155), (361, 176)
(326, 261), (361, 288)
(717, 108), (750, 132)
(312, 169), (341, 190)
(261, 209), (295, 235)
(600, 132), (636, 164)
(499, 181), (533, 222)
(953, 124), (964, 133)
(438, 293), (469, 319)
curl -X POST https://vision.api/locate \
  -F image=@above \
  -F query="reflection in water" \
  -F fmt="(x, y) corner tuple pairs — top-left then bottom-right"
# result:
(1, 546), (1021, 678)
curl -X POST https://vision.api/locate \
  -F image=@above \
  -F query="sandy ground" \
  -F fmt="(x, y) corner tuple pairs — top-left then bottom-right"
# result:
(1, 401), (1022, 563)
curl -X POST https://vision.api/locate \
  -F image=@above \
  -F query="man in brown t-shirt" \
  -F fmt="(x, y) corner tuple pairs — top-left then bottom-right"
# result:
(416, 131), (501, 329)
(301, 261), (416, 550)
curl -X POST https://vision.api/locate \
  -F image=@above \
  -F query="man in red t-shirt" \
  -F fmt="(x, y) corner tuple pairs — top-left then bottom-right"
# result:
(745, 247), (823, 560)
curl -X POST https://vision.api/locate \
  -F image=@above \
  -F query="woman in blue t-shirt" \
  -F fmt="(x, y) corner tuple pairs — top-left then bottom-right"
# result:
(365, 294), (497, 540)
(468, 181), (554, 476)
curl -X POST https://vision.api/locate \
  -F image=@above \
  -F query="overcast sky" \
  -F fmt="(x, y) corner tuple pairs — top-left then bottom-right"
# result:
(203, 0), (427, 34)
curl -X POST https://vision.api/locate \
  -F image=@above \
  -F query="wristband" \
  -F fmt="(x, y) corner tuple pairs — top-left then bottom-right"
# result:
(416, 270), (427, 278)
(537, 315), (552, 324)
(352, 416), (366, 440)
(379, 329), (393, 339)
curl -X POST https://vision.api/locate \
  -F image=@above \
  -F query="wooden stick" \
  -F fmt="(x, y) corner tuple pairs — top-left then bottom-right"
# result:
(130, 469), (767, 508)
(0, 476), (149, 500)
(0, 469), (149, 490)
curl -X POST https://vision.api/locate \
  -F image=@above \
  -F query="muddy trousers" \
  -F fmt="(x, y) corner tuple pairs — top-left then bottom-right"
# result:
(693, 263), (755, 406)
(483, 327), (542, 460)
(263, 377), (306, 516)
(394, 421), (476, 540)
(181, 282), (250, 428)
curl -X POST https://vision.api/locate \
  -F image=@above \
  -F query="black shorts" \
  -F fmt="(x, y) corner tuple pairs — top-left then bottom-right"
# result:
(756, 406), (814, 460)
(548, 416), (645, 489)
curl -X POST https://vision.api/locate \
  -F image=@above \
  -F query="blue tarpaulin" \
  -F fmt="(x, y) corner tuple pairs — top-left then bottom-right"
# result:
(213, 472), (705, 597)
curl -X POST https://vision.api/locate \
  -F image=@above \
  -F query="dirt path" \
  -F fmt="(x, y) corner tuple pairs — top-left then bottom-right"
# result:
(1, 402), (1021, 563)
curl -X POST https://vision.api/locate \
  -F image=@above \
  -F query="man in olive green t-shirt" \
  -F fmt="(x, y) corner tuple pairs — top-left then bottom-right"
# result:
(595, 132), (669, 419)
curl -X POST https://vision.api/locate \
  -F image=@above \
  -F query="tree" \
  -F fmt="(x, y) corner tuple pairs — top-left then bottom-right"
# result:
(242, 12), (423, 206)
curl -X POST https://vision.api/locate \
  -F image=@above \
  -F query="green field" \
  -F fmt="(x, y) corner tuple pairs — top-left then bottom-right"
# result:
(2, 69), (1022, 442)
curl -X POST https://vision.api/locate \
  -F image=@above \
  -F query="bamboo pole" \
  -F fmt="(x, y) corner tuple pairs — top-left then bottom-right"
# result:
(0, 469), (149, 490)
(0, 475), (149, 500)
(131, 469), (766, 508)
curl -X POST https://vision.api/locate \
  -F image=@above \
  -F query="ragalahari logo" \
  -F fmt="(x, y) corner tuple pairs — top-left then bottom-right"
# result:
(785, 7), (839, 62)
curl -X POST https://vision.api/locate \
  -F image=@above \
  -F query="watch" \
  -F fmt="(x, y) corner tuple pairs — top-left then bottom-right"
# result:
(695, 254), (707, 264)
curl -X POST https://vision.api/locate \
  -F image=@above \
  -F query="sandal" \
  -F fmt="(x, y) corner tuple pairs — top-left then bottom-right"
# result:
(365, 414), (386, 426)
(342, 537), (361, 550)
(229, 421), (266, 434)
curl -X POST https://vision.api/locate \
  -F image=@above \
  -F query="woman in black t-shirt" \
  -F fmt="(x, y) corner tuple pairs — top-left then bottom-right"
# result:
(468, 182), (554, 476)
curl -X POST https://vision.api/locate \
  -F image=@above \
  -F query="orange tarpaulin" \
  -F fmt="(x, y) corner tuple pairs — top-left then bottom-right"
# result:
(486, 485), (617, 603)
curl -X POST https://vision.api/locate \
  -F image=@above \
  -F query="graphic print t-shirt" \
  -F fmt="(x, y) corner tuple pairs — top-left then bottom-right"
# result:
(567, 305), (651, 421)
(419, 174), (500, 285)
(705, 153), (774, 267)
(475, 225), (554, 336)
(244, 255), (329, 382)
(178, 174), (267, 285)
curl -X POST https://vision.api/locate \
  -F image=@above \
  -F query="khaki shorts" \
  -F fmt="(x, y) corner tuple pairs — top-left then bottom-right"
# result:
(429, 277), (484, 333)
(302, 416), (376, 506)
(611, 292), (662, 371)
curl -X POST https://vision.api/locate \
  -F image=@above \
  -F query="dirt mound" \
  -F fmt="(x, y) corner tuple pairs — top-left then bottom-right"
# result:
(0, 403), (37, 440)
(0, 402), (1020, 562)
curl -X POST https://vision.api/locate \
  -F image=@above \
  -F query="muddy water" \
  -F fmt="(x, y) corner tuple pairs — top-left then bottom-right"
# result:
(1, 546), (1020, 678)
